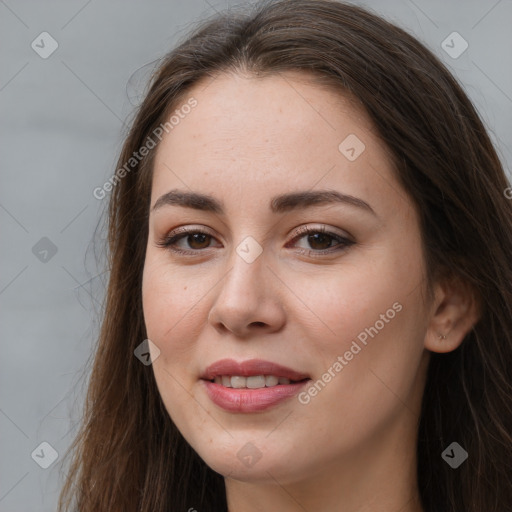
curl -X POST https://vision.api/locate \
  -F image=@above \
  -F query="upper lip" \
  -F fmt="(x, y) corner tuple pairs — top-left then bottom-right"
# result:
(201, 358), (310, 381)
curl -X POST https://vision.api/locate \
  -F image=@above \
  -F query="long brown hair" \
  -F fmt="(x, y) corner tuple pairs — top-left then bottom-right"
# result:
(58, 1), (512, 510)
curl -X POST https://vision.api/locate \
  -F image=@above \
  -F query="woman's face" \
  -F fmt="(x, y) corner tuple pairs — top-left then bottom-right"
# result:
(142, 71), (432, 484)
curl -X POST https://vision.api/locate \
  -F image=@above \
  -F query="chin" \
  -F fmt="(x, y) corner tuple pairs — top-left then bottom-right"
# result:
(191, 434), (309, 484)
(204, 453), (288, 483)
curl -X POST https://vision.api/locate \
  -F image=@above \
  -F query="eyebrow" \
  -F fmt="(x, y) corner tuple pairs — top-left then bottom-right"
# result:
(151, 189), (376, 216)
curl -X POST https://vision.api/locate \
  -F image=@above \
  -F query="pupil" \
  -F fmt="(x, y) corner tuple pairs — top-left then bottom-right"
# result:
(308, 233), (331, 250)
(189, 233), (209, 249)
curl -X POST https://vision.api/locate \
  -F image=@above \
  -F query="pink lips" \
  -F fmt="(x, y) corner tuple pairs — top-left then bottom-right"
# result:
(200, 358), (310, 413)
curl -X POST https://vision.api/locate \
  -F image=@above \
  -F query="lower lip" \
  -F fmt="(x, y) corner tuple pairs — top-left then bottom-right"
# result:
(202, 379), (310, 413)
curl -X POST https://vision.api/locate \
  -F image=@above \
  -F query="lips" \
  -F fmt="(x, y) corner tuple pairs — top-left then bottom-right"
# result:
(200, 358), (311, 413)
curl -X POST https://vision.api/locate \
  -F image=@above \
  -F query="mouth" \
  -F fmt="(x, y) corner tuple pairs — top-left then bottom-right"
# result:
(206, 374), (309, 388)
(200, 358), (311, 412)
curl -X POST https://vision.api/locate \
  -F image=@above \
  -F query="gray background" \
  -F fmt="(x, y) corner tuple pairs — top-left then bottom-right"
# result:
(1, 0), (511, 510)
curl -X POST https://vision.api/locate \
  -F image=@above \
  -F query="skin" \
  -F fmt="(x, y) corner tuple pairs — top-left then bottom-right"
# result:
(142, 71), (479, 512)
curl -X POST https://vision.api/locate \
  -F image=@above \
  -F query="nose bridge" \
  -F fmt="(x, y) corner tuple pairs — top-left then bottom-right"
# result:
(221, 238), (268, 304)
(208, 236), (285, 334)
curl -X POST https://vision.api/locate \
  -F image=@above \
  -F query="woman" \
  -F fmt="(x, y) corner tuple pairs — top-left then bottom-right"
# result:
(58, 1), (512, 510)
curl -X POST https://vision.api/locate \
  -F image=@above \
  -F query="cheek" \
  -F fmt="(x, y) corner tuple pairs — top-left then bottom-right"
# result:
(297, 239), (426, 383)
(142, 257), (206, 426)
(141, 254), (208, 349)
(304, 247), (422, 344)
(299, 244), (427, 420)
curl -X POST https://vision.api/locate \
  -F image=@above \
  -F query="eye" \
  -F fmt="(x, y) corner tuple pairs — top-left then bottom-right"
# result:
(155, 224), (354, 257)
(155, 227), (220, 255)
(286, 225), (354, 255)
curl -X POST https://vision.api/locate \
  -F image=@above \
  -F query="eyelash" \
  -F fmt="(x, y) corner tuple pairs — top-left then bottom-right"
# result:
(155, 225), (355, 257)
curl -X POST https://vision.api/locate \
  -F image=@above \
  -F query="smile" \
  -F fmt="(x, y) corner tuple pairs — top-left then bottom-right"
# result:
(200, 359), (311, 412)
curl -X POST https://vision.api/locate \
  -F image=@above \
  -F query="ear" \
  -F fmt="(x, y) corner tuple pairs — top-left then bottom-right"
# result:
(424, 275), (481, 354)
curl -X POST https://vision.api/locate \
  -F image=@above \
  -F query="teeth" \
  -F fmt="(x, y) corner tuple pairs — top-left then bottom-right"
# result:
(231, 376), (246, 389)
(265, 375), (279, 387)
(212, 375), (296, 388)
(246, 376), (266, 389)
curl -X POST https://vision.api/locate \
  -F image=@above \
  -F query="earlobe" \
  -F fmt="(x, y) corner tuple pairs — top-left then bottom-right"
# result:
(424, 276), (481, 354)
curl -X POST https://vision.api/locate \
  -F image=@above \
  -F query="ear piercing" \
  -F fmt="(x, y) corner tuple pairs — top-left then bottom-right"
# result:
(438, 333), (447, 340)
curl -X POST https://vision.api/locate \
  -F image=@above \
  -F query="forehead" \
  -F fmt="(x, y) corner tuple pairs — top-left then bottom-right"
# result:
(157, 71), (375, 153)
(151, 71), (403, 214)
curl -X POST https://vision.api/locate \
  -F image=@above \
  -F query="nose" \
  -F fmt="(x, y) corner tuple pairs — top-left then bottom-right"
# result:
(207, 250), (286, 338)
